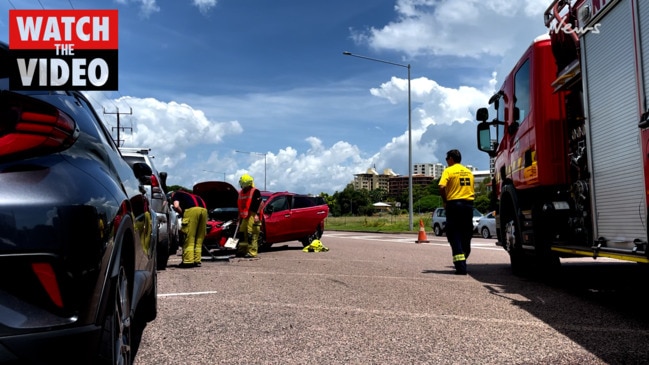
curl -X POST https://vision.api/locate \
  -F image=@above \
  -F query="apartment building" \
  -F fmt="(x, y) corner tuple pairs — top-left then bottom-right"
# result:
(354, 163), (491, 197)
(353, 168), (398, 191)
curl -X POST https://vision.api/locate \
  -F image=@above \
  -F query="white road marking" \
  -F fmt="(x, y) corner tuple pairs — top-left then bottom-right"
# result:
(158, 291), (218, 297)
(322, 232), (502, 250)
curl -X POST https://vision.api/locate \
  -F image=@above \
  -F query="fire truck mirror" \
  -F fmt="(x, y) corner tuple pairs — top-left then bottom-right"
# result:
(513, 107), (520, 121)
(476, 107), (489, 122)
(477, 123), (494, 153)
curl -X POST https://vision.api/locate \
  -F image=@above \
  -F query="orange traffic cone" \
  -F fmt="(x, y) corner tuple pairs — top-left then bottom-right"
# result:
(416, 218), (430, 243)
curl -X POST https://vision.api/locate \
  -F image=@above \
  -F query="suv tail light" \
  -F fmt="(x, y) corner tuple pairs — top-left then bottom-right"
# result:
(0, 91), (78, 161)
(32, 262), (64, 308)
(150, 173), (164, 198)
(0, 256), (76, 323)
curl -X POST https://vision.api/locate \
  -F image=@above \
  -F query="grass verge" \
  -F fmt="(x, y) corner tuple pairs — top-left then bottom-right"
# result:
(325, 214), (431, 233)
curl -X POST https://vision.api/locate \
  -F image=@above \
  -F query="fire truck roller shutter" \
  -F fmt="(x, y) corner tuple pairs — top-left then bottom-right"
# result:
(582, 0), (647, 245)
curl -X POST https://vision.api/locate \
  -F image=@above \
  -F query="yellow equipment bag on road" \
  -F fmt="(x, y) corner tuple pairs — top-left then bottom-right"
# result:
(302, 239), (329, 252)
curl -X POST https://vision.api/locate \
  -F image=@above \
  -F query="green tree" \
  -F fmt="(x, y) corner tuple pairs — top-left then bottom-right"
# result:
(320, 192), (337, 214)
(412, 184), (429, 204)
(427, 178), (440, 196)
(474, 194), (490, 213)
(333, 184), (371, 216)
(414, 195), (441, 213)
(369, 188), (387, 203)
(475, 176), (491, 195)
(474, 176), (494, 213)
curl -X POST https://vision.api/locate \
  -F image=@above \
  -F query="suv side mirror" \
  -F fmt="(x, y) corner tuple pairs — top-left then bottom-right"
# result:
(132, 162), (153, 181)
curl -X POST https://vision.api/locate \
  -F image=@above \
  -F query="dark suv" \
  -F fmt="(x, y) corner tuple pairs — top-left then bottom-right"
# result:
(120, 147), (179, 270)
(0, 41), (157, 364)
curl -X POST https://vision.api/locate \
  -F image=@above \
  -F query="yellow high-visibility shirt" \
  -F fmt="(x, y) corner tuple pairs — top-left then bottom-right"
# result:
(439, 164), (475, 201)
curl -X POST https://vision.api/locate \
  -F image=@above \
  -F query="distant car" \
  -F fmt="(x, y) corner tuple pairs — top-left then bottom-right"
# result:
(120, 147), (178, 270)
(477, 211), (497, 239)
(431, 207), (446, 236)
(0, 41), (157, 364)
(431, 207), (483, 236)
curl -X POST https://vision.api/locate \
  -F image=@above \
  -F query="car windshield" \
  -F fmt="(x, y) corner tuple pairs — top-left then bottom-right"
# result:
(473, 209), (482, 217)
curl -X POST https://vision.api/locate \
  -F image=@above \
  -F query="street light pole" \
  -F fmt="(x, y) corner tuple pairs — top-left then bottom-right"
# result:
(235, 150), (267, 190)
(343, 51), (414, 231)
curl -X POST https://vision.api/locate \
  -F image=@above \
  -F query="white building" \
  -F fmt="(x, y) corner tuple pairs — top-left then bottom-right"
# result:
(472, 170), (491, 184)
(412, 163), (445, 178)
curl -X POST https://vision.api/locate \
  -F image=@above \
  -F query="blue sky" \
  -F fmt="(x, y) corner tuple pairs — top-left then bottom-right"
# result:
(1, 0), (550, 195)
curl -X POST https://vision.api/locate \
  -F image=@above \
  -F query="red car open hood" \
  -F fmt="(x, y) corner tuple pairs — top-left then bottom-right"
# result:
(193, 181), (238, 210)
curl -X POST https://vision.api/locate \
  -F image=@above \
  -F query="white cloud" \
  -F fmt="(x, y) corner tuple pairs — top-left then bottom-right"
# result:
(114, 0), (215, 17)
(230, 139), (372, 194)
(364, 71), (494, 165)
(116, 0), (160, 18)
(89, 94), (242, 164)
(355, 0), (548, 58)
(192, 0), (218, 14)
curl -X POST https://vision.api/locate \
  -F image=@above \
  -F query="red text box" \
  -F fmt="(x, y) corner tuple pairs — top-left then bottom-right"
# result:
(9, 9), (118, 50)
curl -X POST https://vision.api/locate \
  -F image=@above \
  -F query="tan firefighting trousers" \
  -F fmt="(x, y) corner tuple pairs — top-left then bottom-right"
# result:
(181, 206), (207, 264)
(237, 216), (260, 257)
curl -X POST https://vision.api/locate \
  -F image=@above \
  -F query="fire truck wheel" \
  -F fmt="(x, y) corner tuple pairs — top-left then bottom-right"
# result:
(501, 203), (532, 276)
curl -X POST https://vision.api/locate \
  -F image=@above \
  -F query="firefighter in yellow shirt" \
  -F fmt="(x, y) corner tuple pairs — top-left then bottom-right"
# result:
(438, 149), (475, 275)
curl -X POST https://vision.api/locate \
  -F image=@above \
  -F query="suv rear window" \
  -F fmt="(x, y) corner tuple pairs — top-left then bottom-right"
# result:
(293, 196), (314, 209)
(293, 196), (326, 209)
(122, 155), (146, 166)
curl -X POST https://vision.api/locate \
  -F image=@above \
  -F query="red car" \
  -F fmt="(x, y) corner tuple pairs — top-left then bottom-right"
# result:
(259, 190), (329, 248)
(192, 181), (239, 251)
(193, 182), (329, 252)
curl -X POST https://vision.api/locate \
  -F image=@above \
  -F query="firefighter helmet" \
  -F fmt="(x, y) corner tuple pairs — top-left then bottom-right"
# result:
(239, 173), (254, 189)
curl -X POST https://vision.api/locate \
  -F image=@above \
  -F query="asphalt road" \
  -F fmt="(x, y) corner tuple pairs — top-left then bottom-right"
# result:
(133, 231), (649, 365)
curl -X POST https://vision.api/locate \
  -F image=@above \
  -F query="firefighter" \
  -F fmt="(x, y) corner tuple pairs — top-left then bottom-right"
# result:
(237, 173), (263, 258)
(439, 149), (475, 275)
(172, 188), (208, 268)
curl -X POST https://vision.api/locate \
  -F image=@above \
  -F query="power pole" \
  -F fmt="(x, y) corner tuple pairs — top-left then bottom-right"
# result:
(104, 107), (133, 147)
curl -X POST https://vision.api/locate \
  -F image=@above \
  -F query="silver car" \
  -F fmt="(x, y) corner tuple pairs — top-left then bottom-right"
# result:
(477, 211), (497, 239)
(121, 147), (179, 270)
(431, 207), (483, 236)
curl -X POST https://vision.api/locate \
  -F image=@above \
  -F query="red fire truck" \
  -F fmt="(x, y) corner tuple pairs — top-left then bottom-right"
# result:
(475, 0), (649, 274)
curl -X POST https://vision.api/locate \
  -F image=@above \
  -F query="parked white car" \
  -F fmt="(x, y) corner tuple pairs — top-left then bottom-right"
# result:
(431, 207), (483, 236)
(477, 211), (497, 239)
